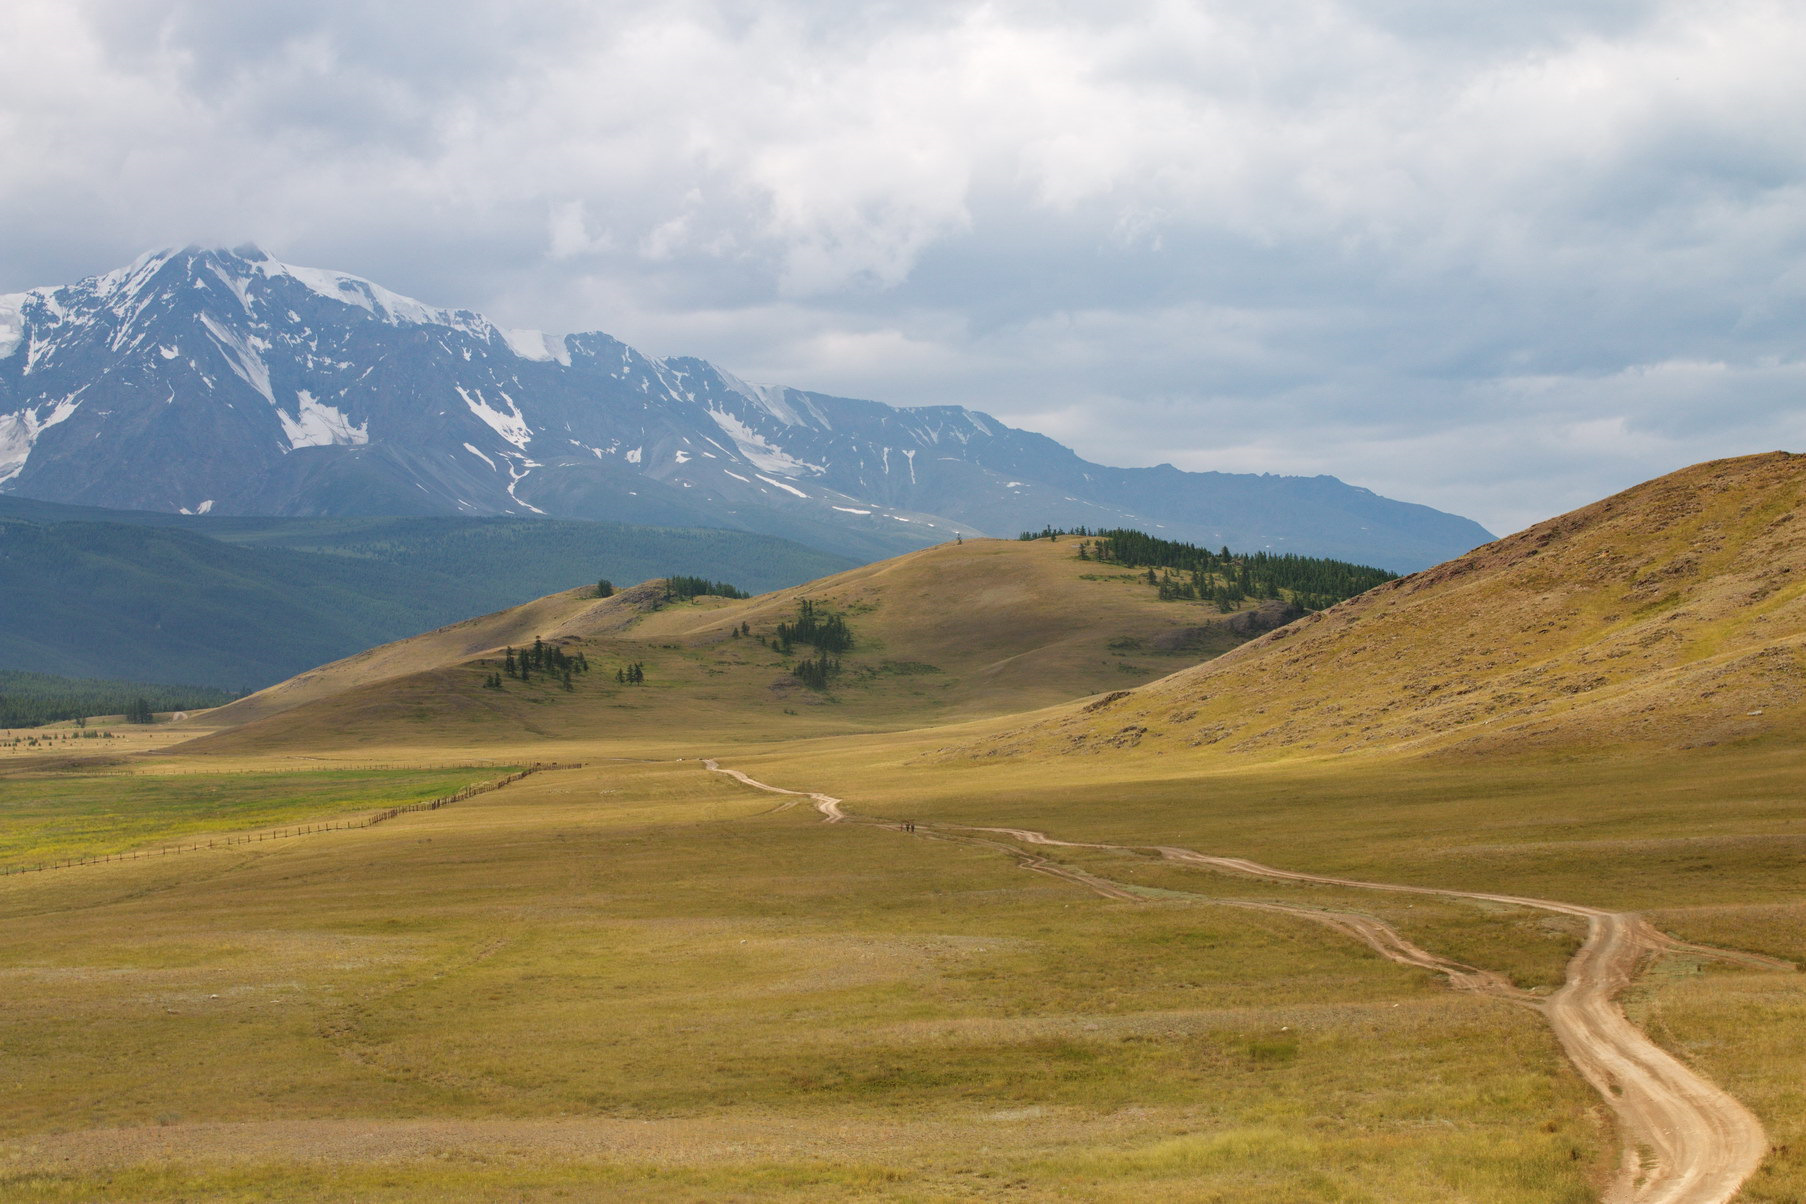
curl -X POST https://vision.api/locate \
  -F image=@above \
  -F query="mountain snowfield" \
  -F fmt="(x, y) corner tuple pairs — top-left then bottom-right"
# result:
(0, 246), (1492, 568)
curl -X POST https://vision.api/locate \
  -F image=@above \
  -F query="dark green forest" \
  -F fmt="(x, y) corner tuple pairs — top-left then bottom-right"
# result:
(0, 670), (237, 729)
(1021, 526), (1396, 612)
(663, 576), (749, 602)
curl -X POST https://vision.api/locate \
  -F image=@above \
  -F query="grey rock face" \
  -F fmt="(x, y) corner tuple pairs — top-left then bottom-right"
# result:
(0, 246), (1492, 570)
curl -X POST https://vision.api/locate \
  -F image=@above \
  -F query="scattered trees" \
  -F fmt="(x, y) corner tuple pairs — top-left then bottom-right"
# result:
(791, 652), (841, 690)
(748, 598), (856, 691)
(500, 639), (592, 685)
(775, 598), (853, 655)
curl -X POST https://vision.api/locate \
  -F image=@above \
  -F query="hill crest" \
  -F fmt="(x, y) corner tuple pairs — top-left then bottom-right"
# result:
(178, 536), (1346, 754)
(969, 452), (1806, 761)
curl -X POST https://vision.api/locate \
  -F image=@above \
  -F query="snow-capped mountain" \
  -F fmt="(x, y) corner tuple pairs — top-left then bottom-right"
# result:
(0, 246), (1492, 569)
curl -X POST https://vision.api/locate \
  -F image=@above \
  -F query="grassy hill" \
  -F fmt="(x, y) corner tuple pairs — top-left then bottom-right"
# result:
(973, 451), (1806, 762)
(180, 536), (1319, 755)
(0, 500), (852, 689)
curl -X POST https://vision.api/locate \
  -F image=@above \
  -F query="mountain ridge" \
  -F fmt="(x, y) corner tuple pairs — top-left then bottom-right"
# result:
(0, 245), (1491, 570)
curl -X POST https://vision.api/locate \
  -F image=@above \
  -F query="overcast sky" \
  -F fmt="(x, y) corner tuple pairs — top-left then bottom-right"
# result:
(4, 0), (1802, 534)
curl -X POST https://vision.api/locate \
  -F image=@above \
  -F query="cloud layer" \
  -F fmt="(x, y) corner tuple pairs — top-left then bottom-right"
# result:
(4, 0), (1802, 532)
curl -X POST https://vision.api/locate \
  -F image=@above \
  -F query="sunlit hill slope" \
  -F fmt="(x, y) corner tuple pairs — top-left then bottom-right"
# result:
(184, 536), (1308, 753)
(977, 452), (1806, 760)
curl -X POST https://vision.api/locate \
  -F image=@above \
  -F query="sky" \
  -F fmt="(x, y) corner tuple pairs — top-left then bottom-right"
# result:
(3, 0), (1802, 536)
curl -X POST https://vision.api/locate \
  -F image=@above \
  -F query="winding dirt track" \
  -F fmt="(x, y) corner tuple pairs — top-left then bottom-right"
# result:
(704, 760), (1785, 1204)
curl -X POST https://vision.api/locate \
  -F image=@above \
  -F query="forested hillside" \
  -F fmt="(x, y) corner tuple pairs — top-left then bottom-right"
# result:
(0, 671), (237, 728)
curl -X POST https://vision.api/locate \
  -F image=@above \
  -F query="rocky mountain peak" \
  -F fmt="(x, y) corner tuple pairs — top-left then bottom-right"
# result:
(0, 248), (1494, 569)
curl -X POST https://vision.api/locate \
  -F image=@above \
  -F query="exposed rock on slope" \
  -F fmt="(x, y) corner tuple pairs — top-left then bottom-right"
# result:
(977, 453), (1806, 759)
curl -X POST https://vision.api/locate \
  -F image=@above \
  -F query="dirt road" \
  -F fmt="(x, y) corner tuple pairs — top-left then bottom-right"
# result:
(707, 762), (1784, 1204)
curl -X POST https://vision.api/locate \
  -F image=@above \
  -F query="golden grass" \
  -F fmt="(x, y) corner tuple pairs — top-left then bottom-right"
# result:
(182, 537), (1265, 757)
(0, 758), (1608, 1201)
(973, 452), (1806, 763)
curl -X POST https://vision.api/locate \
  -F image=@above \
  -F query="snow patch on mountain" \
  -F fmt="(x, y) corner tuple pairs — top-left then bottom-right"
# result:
(278, 390), (368, 450)
(463, 442), (496, 469)
(264, 258), (489, 338)
(755, 473), (810, 499)
(199, 314), (275, 404)
(720, 374), (831, 430)
(501, 327), (571, 366)
(93, 248), (178, 303)
(707, 408), (824, 478)
(457, 386), (533, 449)
(0, 397), (81, 483)
(501, 456), (546, 514)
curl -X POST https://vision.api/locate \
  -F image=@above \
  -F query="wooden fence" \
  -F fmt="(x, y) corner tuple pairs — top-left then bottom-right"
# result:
(0, 762), (583, 878)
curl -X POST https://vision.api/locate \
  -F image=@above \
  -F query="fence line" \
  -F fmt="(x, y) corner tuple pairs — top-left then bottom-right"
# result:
(0, 762), (584, 879)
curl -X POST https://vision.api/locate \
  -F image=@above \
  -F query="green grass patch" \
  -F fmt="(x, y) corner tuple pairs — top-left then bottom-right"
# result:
(0, 768), (509, 867)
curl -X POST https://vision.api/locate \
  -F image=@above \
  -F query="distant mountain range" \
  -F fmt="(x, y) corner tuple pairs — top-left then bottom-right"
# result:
(0, 245), (1493, 571)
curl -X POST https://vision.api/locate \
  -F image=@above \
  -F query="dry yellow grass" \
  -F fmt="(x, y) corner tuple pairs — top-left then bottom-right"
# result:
(973, 452), (1806, 762)
(181, 537), (1270, 757)
(0, 759), (1606, 1202)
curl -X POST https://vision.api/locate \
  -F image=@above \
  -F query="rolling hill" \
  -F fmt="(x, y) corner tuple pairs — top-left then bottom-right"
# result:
(974, 451), (1806, 761)
(179, 535), (1339, 754)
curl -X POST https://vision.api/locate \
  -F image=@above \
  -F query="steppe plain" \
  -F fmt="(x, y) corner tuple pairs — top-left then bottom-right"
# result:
(3, 454), (1803, 1202)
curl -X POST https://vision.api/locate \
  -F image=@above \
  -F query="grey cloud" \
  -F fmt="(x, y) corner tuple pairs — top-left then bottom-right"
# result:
(1, 0), (1801, 536)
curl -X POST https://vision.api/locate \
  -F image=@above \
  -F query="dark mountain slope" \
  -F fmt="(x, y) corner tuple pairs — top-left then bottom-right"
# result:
(0, 501), (850, 688)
